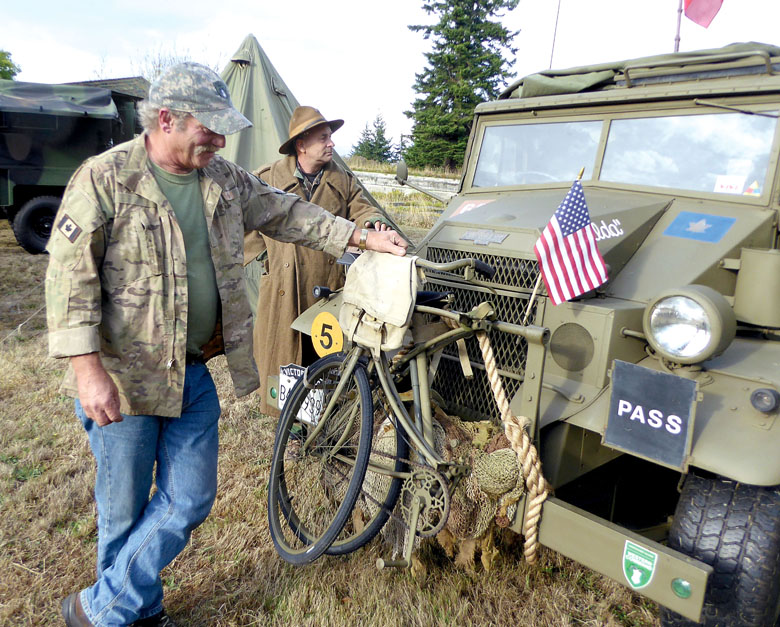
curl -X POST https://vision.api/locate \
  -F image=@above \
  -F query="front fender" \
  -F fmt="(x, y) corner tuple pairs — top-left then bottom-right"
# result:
(291, 291), (343, 337)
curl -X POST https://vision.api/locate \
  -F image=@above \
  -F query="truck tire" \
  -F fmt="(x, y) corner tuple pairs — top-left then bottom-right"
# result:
(661, 474), (780, 626)
(12, 195), (60, 254)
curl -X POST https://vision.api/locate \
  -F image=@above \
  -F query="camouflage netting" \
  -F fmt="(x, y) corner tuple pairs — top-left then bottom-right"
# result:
(379, 404), (525, 561)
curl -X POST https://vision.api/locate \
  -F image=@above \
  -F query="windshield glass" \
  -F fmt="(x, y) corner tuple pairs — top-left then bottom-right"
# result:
(601, 112), (777, 195)
(473, 120), (601, 187)
(472, 111), (778, 196)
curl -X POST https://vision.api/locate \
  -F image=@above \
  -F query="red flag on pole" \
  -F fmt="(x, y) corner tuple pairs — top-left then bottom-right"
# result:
(684, 0), (723, 28)
(533, 180), (608, 306)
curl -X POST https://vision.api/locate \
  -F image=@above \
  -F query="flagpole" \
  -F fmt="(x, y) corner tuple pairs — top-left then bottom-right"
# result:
(549, 0), (561, 69)
(523, 166), (587, 325)
(522, 276), (543, 326)
(675, 0), (683, 52)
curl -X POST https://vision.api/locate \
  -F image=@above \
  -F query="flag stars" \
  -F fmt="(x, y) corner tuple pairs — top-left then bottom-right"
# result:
(555, 183), (592, 237)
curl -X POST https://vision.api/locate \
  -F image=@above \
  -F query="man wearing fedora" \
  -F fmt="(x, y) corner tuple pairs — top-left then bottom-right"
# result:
(48, 67), (406, 626)
(247, 105), (390, 417)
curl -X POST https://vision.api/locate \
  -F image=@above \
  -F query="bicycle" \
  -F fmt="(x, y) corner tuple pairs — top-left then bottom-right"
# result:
(267, 254), (550, 567)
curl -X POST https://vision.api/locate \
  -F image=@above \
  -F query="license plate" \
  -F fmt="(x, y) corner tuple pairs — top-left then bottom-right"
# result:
(603, 360), (697, 470)
(279, 363), (323, 425)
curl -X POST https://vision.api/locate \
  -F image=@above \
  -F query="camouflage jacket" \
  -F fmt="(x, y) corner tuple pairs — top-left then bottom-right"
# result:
(45, 134), (355, 417)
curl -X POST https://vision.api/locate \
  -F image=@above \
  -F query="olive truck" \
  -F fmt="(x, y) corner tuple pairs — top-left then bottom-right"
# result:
(295, 43), (780, 625)
(0, 77), (146, 253)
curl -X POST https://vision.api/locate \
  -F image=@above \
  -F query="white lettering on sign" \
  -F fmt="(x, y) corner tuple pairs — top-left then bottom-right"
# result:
(590, 218), (624, 242)
(617, 400), (682, 435)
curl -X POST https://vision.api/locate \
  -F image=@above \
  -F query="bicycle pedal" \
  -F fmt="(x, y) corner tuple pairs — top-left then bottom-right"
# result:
(376, 557), (410, 570)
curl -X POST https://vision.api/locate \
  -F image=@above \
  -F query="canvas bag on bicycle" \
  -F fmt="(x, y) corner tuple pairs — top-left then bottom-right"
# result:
(339, 250), (423, 354)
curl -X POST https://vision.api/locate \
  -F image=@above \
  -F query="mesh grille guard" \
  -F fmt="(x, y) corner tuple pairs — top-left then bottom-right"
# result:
(423, 248), (542, 422)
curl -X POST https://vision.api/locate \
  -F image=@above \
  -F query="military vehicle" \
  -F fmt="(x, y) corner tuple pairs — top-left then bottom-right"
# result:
(293, 43), (780, 625)
(0, 78), (146, 253)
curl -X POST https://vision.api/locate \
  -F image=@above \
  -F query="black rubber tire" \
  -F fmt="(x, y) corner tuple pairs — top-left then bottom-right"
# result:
(12, 195), (60, 254)
(325, 384), (409, 556)
(661, 474), (780, 626)
(267, 353), (373, 565)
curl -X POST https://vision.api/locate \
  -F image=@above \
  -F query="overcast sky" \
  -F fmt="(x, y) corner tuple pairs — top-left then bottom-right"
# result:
(5, 0), (780, 154)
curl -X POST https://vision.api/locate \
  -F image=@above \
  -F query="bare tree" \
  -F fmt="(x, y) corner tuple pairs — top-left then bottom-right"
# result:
(130, 44), (223, 83)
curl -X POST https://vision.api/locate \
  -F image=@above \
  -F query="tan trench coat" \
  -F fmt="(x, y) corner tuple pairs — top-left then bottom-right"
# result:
(248, 155), (380, 415)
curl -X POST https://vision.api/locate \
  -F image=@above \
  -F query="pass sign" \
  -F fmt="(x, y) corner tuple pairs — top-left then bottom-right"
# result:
(604, 360), (696, 469)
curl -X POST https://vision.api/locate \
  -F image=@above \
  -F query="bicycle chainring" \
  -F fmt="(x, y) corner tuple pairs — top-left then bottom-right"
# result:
(399, 466), (451, 538)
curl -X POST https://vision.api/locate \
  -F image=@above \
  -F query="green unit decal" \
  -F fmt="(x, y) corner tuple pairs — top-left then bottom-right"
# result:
(622, 540), (657, 590)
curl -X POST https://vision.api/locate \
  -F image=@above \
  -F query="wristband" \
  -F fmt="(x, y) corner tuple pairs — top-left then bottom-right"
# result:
(358, 228), (368, 251)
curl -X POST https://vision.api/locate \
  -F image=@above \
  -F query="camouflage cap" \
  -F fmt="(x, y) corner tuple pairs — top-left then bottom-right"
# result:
(147, 62), (251, 135)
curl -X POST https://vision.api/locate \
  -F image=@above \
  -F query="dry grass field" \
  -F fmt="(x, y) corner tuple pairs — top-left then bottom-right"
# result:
(0, 217), (660, 626)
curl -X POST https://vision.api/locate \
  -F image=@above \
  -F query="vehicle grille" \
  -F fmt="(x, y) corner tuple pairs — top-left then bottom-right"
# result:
(433, 358), (524, 423)
(427, 247), (541, 291)
(423, 248), (542, 422)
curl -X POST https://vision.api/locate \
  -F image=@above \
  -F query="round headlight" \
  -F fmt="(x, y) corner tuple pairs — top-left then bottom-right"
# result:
(643, 285), (736, 364)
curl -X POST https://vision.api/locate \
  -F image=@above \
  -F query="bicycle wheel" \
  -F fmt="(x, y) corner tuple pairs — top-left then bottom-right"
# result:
(268, 352), (373, 565)
(326, 383), (410, 556)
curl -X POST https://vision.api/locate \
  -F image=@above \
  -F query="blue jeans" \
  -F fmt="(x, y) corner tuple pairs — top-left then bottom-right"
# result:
(75, 363), (220, 626)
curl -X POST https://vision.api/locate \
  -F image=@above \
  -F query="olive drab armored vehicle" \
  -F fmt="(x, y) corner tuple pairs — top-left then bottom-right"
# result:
(293, 43), (780, 625)
(0, 78), (146, 253)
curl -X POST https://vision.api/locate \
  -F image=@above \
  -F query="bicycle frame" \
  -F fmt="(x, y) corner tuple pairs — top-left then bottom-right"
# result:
(330, 298), (549, 486)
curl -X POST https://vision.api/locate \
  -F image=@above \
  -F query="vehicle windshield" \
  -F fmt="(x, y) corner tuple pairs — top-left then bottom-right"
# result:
(472, 111), (778, 196)
(473, 120), (601, 187)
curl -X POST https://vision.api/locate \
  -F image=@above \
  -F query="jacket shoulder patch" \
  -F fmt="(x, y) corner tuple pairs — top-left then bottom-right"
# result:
(56, 214), (83, 243)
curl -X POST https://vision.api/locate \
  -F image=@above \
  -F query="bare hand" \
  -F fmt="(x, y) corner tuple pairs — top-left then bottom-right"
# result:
(365, 229), (408, 256)
(71, 353), (123, 427)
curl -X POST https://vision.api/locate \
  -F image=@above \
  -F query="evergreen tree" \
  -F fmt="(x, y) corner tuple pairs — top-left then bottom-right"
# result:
(351, 114), (396, 163)
(0, 50), (21, 80)
(404, 0), (519, 169)
(352, 123), (375, 160)
(369, 115), (395, 162)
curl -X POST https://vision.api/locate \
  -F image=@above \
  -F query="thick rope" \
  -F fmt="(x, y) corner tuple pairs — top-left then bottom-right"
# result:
(438, 317), (548, 563)
(475, 331), (549, 565)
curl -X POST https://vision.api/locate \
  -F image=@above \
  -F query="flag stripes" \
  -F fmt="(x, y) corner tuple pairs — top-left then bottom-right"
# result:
(533, 180), (608, 306)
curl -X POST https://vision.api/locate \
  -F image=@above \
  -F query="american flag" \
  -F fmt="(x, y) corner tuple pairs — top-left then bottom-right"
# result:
(533, 180), (608, 306)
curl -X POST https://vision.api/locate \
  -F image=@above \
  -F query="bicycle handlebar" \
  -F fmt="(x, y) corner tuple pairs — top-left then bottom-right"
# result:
(415, 257), (496, 280)
(473, 259), (496, 280)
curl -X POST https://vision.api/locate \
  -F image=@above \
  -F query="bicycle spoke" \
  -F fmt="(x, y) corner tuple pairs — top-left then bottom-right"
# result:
(268, 352), (373, 565)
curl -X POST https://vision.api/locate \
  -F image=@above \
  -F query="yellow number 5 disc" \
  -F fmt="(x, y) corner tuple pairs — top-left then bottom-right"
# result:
(311, 311), (343, 357)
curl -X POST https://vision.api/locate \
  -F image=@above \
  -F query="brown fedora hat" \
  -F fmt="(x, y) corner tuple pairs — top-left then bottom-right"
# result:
(279, 106), (344, 154)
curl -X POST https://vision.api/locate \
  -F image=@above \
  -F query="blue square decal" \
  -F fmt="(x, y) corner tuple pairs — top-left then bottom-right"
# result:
(663, 211), (736, 243)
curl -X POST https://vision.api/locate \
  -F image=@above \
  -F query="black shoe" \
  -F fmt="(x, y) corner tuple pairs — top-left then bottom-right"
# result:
(61, 592), (93, 627)
(131, 609), (178, 627)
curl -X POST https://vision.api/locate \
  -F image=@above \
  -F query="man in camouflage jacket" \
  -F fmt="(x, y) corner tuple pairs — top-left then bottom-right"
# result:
(48, 63), (406, 627)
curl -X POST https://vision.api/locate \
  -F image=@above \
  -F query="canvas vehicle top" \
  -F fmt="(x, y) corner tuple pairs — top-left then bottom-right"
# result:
(0, 78), (146, 253)
(295, 42), (780, 625)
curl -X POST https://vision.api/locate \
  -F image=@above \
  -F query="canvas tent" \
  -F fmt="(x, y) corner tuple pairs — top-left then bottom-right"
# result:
(219, 34), (298, 173)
